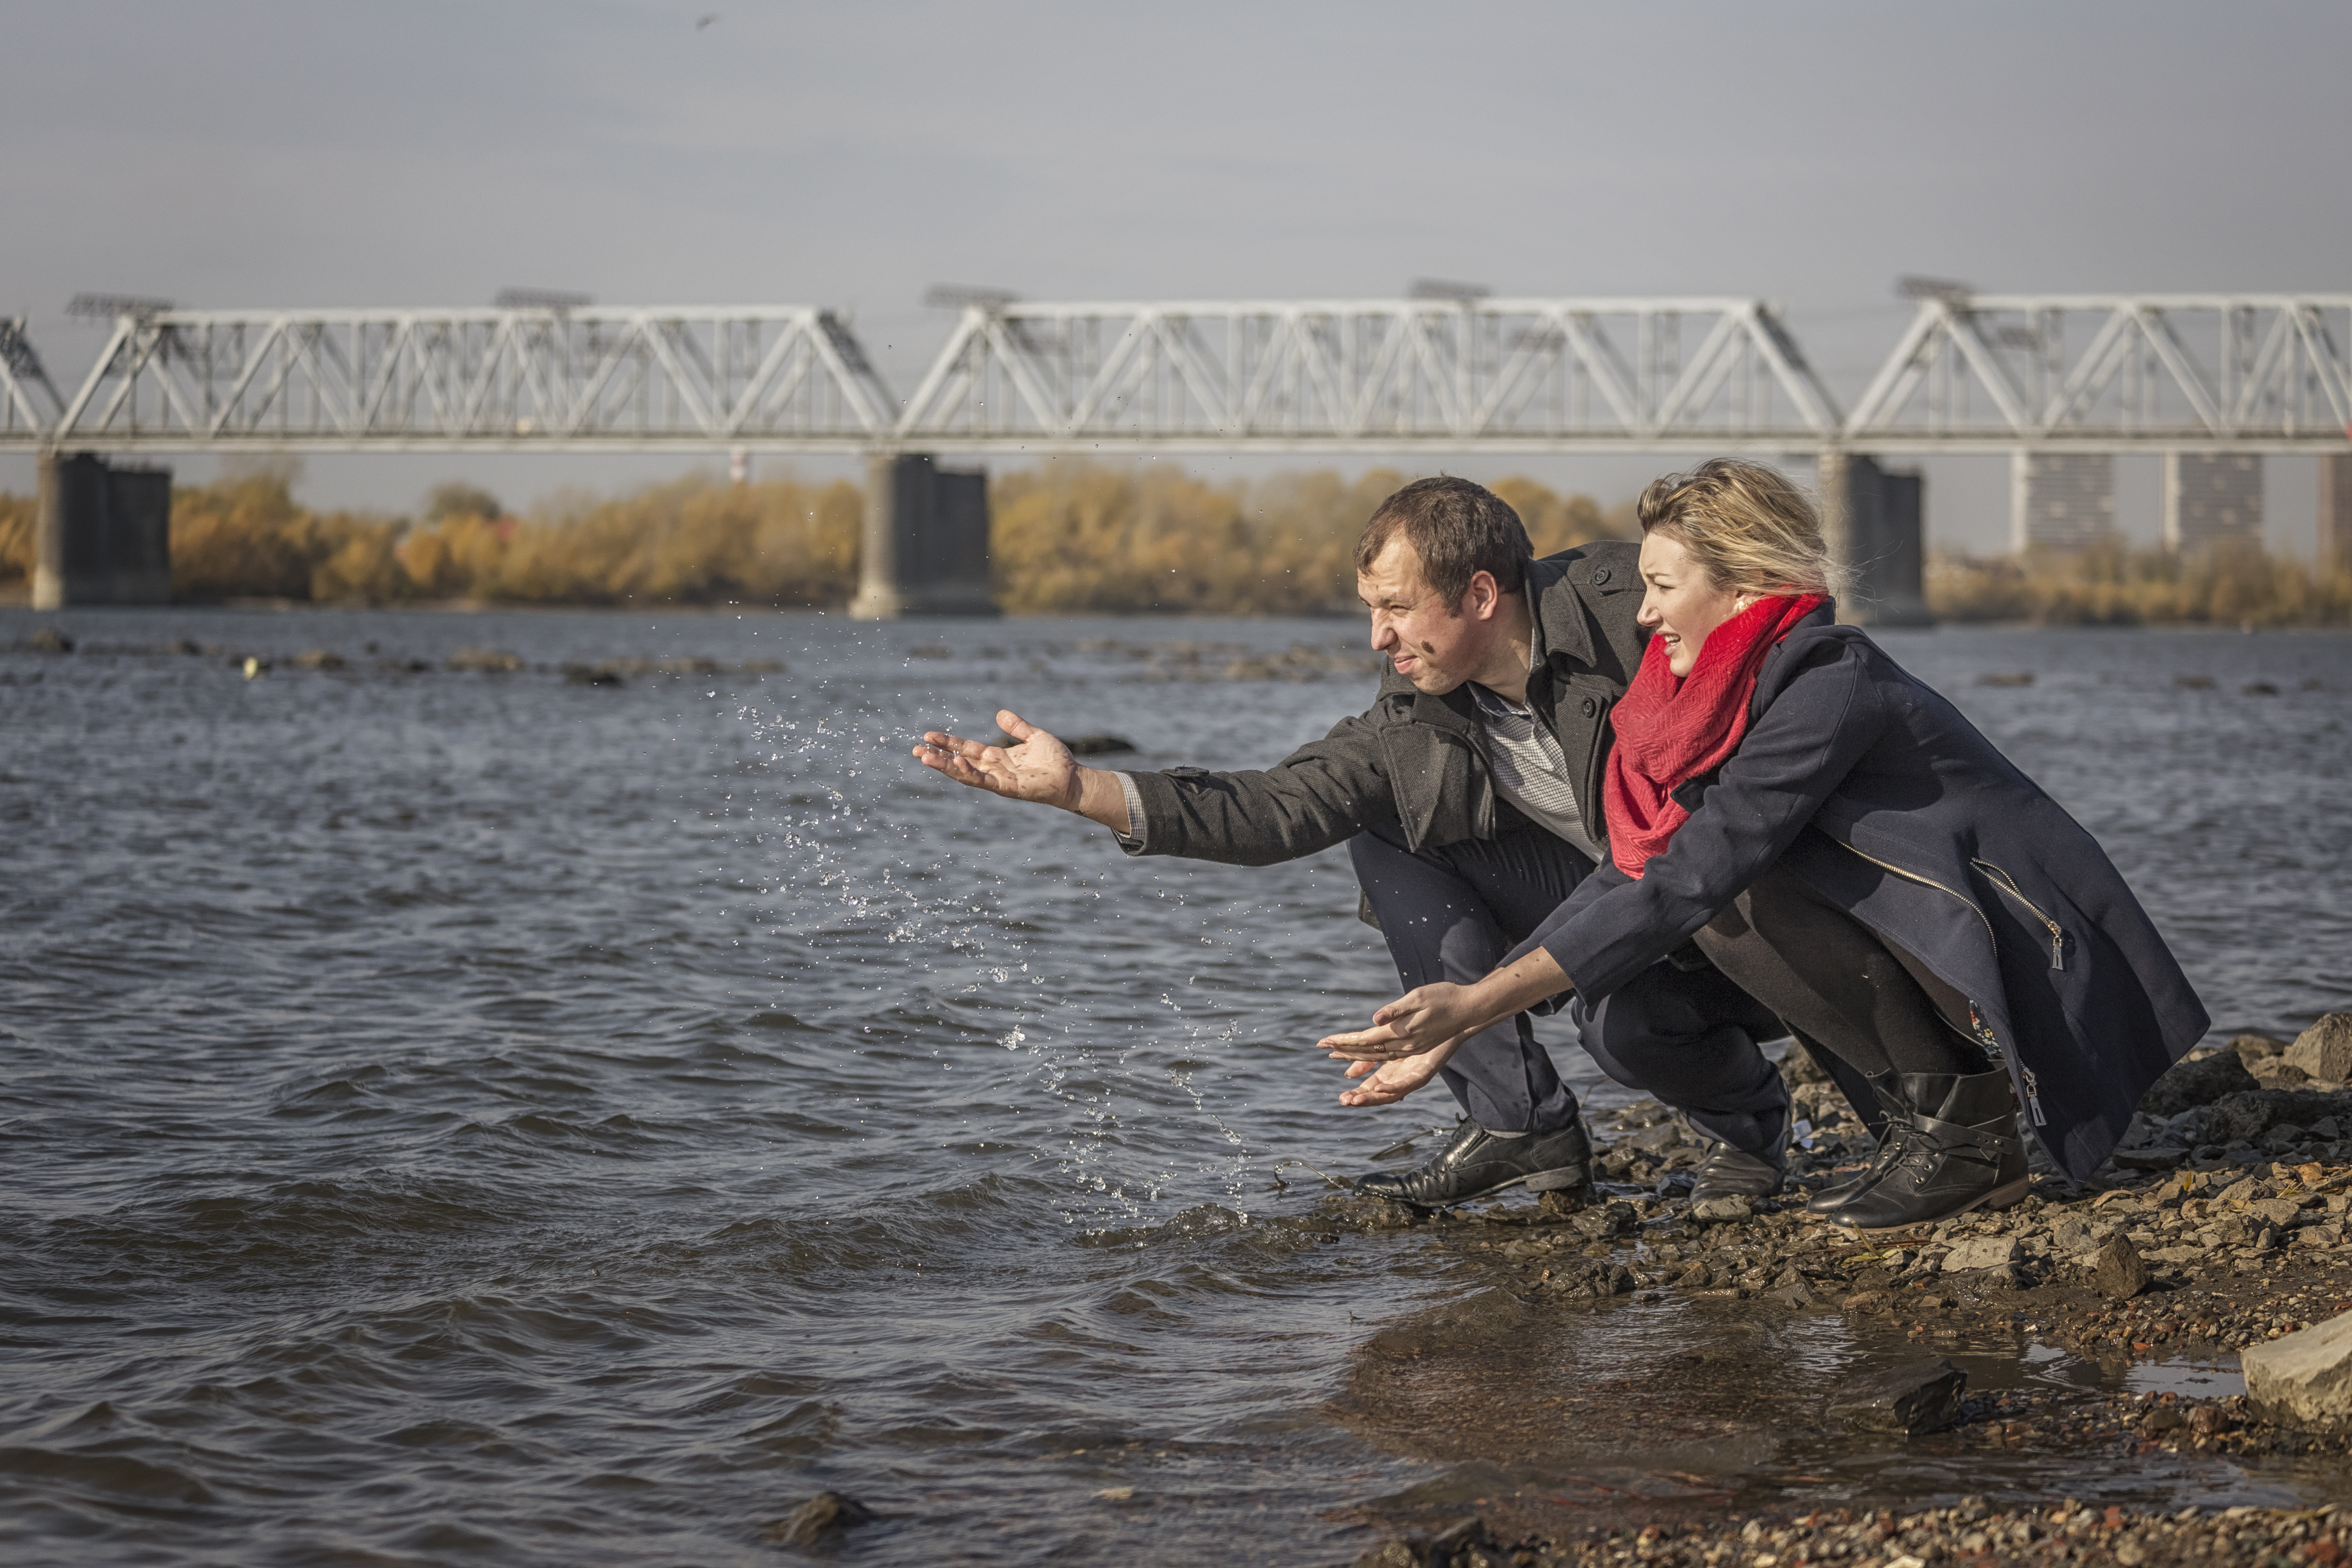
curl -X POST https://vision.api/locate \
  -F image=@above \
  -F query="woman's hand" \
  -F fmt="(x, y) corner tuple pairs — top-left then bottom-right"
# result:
(1334, 1036), (1465, 1107)
(1315, 982), (1482, 1062)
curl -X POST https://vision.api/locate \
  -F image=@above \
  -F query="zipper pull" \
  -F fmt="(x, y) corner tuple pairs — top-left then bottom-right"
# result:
(2021, 1067), (2049, 1126)
(2050, 928), (2066, 972)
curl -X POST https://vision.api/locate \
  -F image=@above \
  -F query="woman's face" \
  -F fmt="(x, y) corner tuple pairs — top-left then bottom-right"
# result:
(1635, 530), (1749, 678)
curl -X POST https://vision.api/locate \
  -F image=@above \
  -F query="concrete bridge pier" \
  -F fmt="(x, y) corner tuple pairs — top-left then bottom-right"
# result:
(848, 452), (999, 619)
(1816, 450), (1931, 627)
(34, 451), (173, 609)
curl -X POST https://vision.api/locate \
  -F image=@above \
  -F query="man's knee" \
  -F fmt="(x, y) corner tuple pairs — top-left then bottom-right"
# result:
(1573, 964), (1783, 1105)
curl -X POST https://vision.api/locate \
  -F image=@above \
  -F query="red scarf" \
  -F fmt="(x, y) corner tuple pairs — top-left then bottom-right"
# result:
(1603, 593), (1825, 879)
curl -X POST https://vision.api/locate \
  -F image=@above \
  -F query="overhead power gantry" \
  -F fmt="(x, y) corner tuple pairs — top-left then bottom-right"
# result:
(6, 291), (2347, 613)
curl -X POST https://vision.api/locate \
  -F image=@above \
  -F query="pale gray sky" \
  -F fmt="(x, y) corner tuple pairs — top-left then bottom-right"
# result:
(3, 0), (2345, 552)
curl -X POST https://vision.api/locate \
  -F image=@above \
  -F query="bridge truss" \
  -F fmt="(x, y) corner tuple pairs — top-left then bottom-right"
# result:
(3, 293), (2347, 455)
(896, 297), (1840, 453)
(40, 306), (897, 452)
(1847, 294), (2352, 452)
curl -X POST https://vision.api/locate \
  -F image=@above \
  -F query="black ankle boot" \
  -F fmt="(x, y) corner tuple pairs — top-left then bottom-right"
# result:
(1805, 1073), (1907, 1216)
(1828, 1069), (2030, 1233)
(1354, 1118), (1591, 1209)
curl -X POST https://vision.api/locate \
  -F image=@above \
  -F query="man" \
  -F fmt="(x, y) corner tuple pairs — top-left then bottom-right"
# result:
(913, 477), (1791, 1207)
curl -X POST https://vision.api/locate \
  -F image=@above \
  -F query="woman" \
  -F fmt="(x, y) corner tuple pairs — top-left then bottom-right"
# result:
(1320, 459), (2207, 1231)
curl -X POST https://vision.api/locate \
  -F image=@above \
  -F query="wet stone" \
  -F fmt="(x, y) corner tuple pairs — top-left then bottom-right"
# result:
(1690, 1196), (1753, 1224)
(1828, 1356), (1966, 1435)
(26, 626), (73, 653)
(2094, 1234), (2152, 1298)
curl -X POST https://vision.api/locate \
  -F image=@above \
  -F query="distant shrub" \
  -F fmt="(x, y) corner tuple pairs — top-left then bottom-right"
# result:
(0, 490), (34, 586)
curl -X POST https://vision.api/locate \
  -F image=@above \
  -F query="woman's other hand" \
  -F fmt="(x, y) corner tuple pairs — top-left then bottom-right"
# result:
(1334, 1036), (1464, 1107)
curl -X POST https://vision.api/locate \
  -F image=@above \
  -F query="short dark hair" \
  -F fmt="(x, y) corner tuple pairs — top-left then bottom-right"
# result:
(1354, 476), (1533, 604)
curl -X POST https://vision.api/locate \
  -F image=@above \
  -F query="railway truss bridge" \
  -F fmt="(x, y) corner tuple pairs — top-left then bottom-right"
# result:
(5, 291), (2346, 616)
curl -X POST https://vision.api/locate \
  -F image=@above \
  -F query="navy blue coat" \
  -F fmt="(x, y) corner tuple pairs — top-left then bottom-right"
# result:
(1506, 607), (2208, 1182)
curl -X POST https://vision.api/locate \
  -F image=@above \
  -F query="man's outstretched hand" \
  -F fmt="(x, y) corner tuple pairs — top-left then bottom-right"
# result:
(914, 710), (1134, 833)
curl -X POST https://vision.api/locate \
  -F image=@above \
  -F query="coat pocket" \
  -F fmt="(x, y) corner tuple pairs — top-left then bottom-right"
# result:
(1970, 858), (2071, 972)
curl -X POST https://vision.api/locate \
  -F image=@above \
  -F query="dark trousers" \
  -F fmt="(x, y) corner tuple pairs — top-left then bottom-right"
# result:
(1693, 859), (1987, 1089)
(1347, 823), (1789, 1152)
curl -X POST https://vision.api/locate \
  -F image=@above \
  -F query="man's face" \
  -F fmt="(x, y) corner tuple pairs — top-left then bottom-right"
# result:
(1357, 537), (1482, 694)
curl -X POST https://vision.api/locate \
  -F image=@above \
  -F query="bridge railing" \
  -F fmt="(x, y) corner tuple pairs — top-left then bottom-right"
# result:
(43, 306), (899, 451)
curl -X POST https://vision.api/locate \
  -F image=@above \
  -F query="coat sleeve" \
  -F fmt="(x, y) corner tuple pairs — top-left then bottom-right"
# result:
(1124, 713), (1396, 867)
(1501, 643), (1887, 1000)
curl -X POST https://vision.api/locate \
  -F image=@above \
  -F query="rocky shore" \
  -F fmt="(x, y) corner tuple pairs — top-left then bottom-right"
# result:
(1340, 1016), (2352, 1568)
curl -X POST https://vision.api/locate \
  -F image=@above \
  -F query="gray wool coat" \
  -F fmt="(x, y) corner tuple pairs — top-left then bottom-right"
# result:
(1126, 542), (1647, 864)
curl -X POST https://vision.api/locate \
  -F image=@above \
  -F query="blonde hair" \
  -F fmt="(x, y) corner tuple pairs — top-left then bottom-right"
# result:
(1635, 458), (1844, 600)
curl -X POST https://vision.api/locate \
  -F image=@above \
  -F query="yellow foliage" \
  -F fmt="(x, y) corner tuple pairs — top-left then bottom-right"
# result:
(0, 490), (34, 585)
(1490, 475), (1617, 557)
(986, 463), (1617, 613)
(1929, 540), (2352, 627)
(991, 463), (1403, 613)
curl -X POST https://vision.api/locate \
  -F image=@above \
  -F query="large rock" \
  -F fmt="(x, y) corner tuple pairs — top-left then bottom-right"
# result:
(2094, 1234), (2152, 1298)
(2138, 1050), (2259, 1118)
(1941, 1236), (2020, 1273)
(1829, 1357), (1966, 1435)
(2244, 1311), (2352, 1431)
(2286, 1014), (2352, 1084)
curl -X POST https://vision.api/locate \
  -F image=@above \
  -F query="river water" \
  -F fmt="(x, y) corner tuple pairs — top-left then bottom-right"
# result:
(2, 608), (2348, 1565)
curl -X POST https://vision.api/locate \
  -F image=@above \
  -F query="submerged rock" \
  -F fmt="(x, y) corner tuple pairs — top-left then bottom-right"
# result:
(1828, 1357), (1966, 1434)
(1351, 1515), (1489, 1568)
(2244, 1311), (2352, 1431)
(447, 647), (524, 673)
(768, 1490), (876, 1546)
(27, 626), (73, 653)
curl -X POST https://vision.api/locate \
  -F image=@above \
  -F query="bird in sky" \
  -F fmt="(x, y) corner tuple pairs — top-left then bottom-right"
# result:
(696, 12), (719, 28)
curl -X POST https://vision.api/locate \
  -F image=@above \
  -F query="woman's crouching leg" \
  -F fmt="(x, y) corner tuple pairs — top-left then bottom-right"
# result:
(1695, 860), (2028, 1229)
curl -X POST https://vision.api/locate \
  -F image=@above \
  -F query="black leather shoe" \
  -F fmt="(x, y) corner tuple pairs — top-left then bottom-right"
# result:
(1829, 1069), (2030, 1233)
(1355, 1119), (1591, 1209)
(1690, 1141), (1786, 1202)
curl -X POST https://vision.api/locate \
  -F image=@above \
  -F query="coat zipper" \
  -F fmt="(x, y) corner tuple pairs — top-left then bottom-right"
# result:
(1836, 842), (2046, 1128)
(2020, 1066), (2049, 1126)
(1972, 859), (2068, 971)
